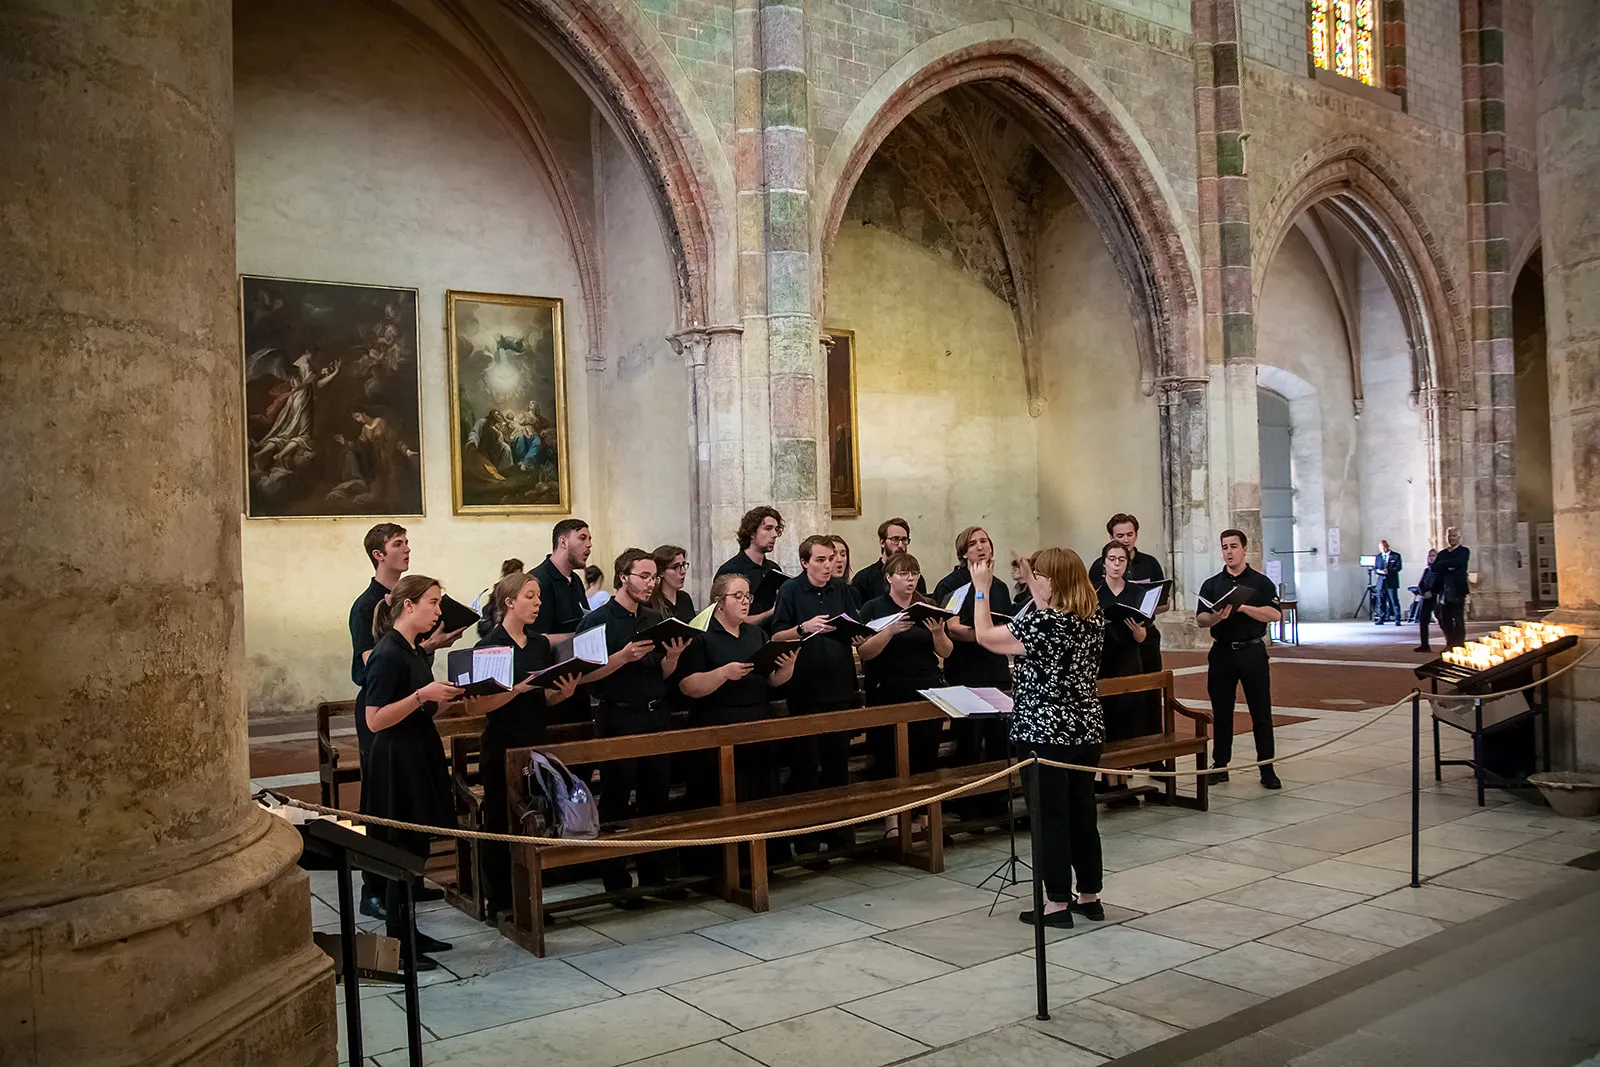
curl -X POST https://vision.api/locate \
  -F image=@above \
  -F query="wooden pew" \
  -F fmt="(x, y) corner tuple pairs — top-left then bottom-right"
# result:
(316, 701), (360, 809)
(495, 671), (1209, 956)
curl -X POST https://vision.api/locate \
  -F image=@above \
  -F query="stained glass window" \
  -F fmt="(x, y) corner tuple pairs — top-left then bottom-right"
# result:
(1310, 0), (1378, 86)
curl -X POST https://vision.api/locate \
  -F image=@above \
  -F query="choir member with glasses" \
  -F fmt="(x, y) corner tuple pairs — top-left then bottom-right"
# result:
(465, 572), (582, 920)
(772, 535), (862, 857)
(851, 517), (926, 603)
(716, 507), (786, 624)
(579, 550), (695, 904)
(531, 518), (594, 644)
(1088, 513), (1167, 677)
(649, 544), (696, 623)
(678, 574), (800, 806)
(970, 550), (1108, 929)
(358, 574), (466, 967)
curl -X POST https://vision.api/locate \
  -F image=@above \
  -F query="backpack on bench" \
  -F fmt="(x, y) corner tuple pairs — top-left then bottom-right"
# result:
(520, 751), (601, 839)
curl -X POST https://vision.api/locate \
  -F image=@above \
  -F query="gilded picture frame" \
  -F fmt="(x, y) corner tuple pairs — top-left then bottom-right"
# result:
(238, 275), (425, 519)
(446, 290), (571, 514)
(826, 328), (861, 518)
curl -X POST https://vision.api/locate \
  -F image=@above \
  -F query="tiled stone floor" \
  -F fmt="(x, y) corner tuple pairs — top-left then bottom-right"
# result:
(311, 702), (1600, 1066)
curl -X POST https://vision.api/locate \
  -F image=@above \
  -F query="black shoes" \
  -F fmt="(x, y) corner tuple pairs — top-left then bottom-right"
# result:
(1211, 765), (1231, 784)
(414, 932), (453, 954)
(408, 954), (439, 972)
(1261, 770), (1283, 790)
(1018, 908), (1074, 928)
(1415, 645), (1432, 653)
(1070, 897), (1106, 921)
(359, 894), (387, 921)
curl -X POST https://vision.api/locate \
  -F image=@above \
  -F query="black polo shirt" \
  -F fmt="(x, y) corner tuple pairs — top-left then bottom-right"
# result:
(658, 589), (698, 623)
(531, 555), (589, 636)
(1088, 548), (1167, 588)
(715, 550), (785, 614)
(679, 616), (771, 712)
(349, 577), (390, 688)
(772, 575), (860, 708)
(355, 627), (438, 755)
(932, 566), (1013, 689)
(476, 624), (556, 748)
(578, 597), (667, 708)
(850, 559), (926, 605)
(859, 595), (944, 697)
(1198, 565), (1279, 645)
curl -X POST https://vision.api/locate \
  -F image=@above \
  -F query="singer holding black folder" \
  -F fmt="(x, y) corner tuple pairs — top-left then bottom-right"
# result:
(678, 574), (799, 805)
(466, 571), (583, 919)
(1197, 528), (1283, 789)
(859, 552), (952, 776)
(1096, 542), (1160, 741)
(358, 574), (465, 966)
(970, 549), (1107, 929)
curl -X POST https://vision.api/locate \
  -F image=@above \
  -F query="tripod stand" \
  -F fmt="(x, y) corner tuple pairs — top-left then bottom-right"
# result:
(976, 729), (1031, 916)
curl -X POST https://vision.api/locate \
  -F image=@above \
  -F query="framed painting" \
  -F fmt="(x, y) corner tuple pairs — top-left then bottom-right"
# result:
(446, 291), (570, 514)
(826, 328), (861, 518)
(239, 275), (424, 518)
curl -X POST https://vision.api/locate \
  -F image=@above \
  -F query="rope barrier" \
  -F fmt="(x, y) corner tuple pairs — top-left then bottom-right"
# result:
(1422, 642), (1595, 703)
(268, 691), (1417, 847)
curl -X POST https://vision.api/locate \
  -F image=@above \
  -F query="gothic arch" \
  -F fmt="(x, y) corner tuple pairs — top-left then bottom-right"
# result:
(817, 21), (1202, 397)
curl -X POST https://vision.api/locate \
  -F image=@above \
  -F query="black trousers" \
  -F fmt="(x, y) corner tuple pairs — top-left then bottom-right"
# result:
(786, 696), (859, 850)
(1417, 598), (1436, 648)
(371, 827), (432, 939)
(867, 686), (942, 776)
(357, 735), (386, 903)
(686, 704), (782, 808)
(1208, 641), (1275, 768)
(594, 703), (676, 891)
(1023, 741), (1103, 902)
(1437, 601), (1467, 650)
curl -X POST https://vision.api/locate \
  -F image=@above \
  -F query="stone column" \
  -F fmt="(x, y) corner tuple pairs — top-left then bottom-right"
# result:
(0, 3), (334, 1062)
(1534, 0), (1600, 770)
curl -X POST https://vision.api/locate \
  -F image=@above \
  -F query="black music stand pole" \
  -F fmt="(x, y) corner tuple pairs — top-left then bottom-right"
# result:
(1027, 749), (1049, 1021)
(335, 852), (362, 1066)
(1411, 691), (1421, 888)
(977, 722), (1032, 916)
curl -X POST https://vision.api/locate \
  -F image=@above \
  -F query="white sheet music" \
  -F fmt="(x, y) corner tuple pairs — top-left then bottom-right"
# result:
(572, 625), (610, 664)
(1136, 585), (1161, 618)
(944, 583), (971, 612)
(867, 613), (904, 631)
(919, 686), (1011, 717)
(474, 646), (514, 687)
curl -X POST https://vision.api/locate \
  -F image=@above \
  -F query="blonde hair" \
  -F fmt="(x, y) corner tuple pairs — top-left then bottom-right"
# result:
(1029, 548), (1097, 618)
(710, 573), (750, 602)
(493, 571), (538, 618)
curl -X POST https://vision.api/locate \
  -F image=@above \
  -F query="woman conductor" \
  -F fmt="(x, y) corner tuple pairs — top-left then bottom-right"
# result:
(359, 574), (465, 967)
(970, 549), (1108, 928)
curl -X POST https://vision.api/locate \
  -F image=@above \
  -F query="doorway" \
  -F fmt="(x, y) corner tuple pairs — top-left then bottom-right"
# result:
(1258, 388), (1296, 598)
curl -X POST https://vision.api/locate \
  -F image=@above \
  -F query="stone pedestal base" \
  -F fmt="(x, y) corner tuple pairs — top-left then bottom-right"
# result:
(0, 815), (335, 1066)
(1544, 608), (1600, 773)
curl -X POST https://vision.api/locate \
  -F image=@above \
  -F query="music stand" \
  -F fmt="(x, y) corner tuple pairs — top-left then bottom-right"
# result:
(976, 725), (1031, 916)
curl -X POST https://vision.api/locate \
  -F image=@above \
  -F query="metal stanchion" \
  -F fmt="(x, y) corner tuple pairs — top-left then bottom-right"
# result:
(1027, 750), (1049, 1021)
(1410, 691), (1421, 888)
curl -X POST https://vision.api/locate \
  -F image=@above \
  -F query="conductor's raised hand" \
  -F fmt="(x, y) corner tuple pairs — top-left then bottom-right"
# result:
(969, 557), (995, 592)
(800, 614), (835, 635)
(419, 680), (464, 704)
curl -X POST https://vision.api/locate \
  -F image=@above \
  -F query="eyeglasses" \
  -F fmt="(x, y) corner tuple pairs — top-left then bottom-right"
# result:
(669, 561), (690, 572)
(721, 592), (753, 603)
(627, 571), (661, 583)
(885, 536), (910, 546)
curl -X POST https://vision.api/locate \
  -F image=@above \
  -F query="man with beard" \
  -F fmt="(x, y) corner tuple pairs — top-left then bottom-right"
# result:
(531, 519), (593, 645)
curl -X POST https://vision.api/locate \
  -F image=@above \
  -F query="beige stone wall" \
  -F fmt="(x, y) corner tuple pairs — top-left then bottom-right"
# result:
(235, 0), (684, 714)
(824, 222), (1041, 573)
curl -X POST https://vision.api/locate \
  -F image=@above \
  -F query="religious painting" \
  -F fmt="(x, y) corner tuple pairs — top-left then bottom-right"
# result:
(239, 276), (424, 518)
(826, 328), (861, 518)
(446, 291), (570, 514)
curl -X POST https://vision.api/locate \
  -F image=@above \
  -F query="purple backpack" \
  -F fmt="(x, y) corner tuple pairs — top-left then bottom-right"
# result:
(520, 751), (600, 839)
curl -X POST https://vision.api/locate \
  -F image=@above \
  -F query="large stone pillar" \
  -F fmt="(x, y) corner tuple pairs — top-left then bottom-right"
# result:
(1535, 0), (1600, 770)
(0, 2), (334, 1062)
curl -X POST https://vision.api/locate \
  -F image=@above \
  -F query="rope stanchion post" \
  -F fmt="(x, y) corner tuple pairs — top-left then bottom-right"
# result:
(1410, 690), (1421, 888)
(1026, 749), (1049, 1021)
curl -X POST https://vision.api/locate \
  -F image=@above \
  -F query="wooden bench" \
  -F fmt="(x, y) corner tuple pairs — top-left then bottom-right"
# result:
(496, 670), (1209, 956)
(316, 700), (361, 809)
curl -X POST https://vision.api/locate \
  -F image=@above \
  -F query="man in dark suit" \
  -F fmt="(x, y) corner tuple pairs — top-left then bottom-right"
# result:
(1374, 539), (1403, 625)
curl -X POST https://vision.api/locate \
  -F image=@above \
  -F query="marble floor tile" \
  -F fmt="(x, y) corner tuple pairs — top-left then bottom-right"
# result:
(1280, 859), (1413, 896)
(1136, 813), (1285, 846)
(723, 1007), (928, 1067)
(1337, 839), (1481, 878)
(1451, 807), (1600, 837)
(565, 932), (759, 994)
(873, 901), (1082, 967)
(1431, 854), (1591, 900)
(1504, 835), (1600, 866)
(574, 902), (731, 945)
(1092, 969), (1266, 1029)
(1416, 821), (1549, 855)
(933, 864), (1029, 896)
(697, 905), (882, 961)
(899, 1022), (1104, 1067)
(1177, 941), (1342, 998)
(1034, 925), (1214, 983)
(372, 989), (732, 1067)
(1102, 855), (1270, 914)
(814, 876), (998, 930)
(940, 840), (1015, 870)
(844, 953), (1113, 1048)
(666, 938), (953, 1031)
(1304, 902), (1446, 947)
(1257, 924), (1391, 965)
(441, 928), (563, 979)
(393, 957), (618, 1039)
(1210, 876), (1372, 919)
(1097, 805), (1186, 833)
(1097, 832), (1199, 873)
(1342, 792), (1486, 827)
(1025, 997), (1183, 1058)
(1257, 813), (1409, 854)
(623, 1042), (762, 1067)
(1191, 838), (1338, 874)
(337, 991), (435, 1063)
(1214, 795), (1351, 827)
(1127, 899), (1299, 949)
(765, 872), (878, 911)
(828, 864), (921, 889)
(1364, 884), (1507, 922)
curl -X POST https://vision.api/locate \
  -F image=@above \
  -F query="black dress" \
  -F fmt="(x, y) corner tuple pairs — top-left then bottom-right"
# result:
(359, 629), (454, 931)
(679, 615), (783, 804)
(859, 594), (945, 775)
(1096, 582), (1162, 741)
(476, 624), (560, 913)
(932, 567), (1013, 773)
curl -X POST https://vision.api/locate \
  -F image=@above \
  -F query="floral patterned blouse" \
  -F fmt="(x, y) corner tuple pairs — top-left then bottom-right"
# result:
(1008, 607), (1106, 748)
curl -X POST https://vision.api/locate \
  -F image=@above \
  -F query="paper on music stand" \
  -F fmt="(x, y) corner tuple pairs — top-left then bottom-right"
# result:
(919, 686), (1012, 718)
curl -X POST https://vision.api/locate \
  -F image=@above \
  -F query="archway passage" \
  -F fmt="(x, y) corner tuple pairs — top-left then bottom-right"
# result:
(1513, 252), (1557, 610)
(1258, 388), (1297, 601)
(819, 59), (1198, 575)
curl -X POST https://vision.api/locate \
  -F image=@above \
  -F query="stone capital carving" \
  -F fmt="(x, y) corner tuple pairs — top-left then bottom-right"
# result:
(667, 328), (710, 367)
